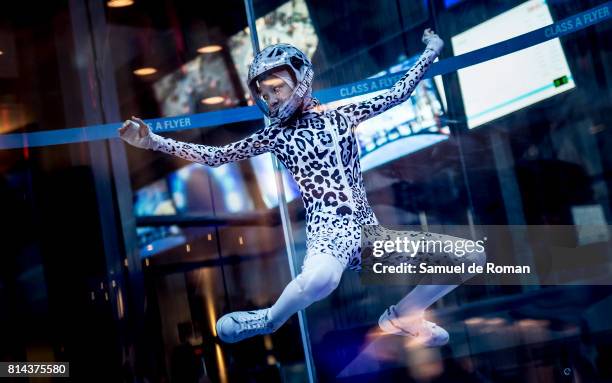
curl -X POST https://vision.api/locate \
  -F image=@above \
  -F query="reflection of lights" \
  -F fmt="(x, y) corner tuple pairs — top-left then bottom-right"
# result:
(207, 233), (212, 241)
(263, 336), (277, 364)
(173, 191), (185, 209)
(249, 153), (300, 208)
(403, 332), (433, 349)
(107, 0), (134, 7)
(226, 191), (242, 211)
(90, 291), (95, 301)
(117, 288), (125, 319)
(111, 280), (116, 288)
(0, 51), (3, 56)
(133, 67), (157, 76)
(199, 267), (227, 383)
(267, 355), (277, 365)
(405, 347), (443, 379)
(590, 124), (606, 134)
(485, 317), (506, 326)
(146, 244), (153, 251)
(238, 236), (244, 245)
(517, 319), (550, 328)
(123, 258), (129, 267)
(215, 344), (228, 383)
(177, 166), (191, 180)
(264, 335), (273, 350)
(358, 327), (404, 362)
(197, 45), (223, 54)
(466, 317), (507, 333)
(212, 165), (226, 176)
(360, 134), (448, 172)
(202, 269), (217, 334)
(201, 96), (225, 105)
(186, 244), (191, 252)
(144, 258), (150, 266)
(465, 317), (485, 325)
(209, 165), (251, 212)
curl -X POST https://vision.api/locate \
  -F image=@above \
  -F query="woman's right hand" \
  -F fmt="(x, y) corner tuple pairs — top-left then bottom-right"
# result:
(118, 116), (159, 150)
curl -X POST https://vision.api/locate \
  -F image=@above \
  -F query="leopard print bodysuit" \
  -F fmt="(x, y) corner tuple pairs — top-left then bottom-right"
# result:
(152, 47), (439, 271)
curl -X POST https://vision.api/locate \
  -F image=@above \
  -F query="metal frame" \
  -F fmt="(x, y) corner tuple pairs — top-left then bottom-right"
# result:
(243, 0), (317, 381)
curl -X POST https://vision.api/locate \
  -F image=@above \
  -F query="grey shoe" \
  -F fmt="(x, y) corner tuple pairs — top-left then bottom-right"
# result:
(216, 308), (275, 343)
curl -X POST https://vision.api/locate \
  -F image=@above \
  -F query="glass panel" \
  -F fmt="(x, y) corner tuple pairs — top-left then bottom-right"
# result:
(1, 0), (311, 382)
(106, 0), (311, 380)
(3, 0), (612, 381)
(0, 2), (129, 380)
(252, 0), (612, 381)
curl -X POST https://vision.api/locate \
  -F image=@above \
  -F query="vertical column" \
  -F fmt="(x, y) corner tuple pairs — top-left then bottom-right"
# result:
(242, 0), (316, 381)
(490, 130), (540, 287)
(67, 0), (155, 378)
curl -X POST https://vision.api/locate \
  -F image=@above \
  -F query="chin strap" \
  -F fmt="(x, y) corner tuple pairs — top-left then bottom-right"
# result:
(301, 93), (321, 112)
(275, 91), (321, 124)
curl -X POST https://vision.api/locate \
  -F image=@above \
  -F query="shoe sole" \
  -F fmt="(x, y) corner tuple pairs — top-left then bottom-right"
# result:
(378, 308), (449, 347)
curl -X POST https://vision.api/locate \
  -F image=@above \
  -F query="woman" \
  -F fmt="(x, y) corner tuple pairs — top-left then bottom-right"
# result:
(119, 28), (485, 346)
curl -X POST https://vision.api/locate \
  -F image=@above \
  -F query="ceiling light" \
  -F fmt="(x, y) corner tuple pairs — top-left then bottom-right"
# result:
(201, 96), (225, 105)
(197, 45), (223, 54)
(133, 67), (157, 76)
(107, 0), (134, 8)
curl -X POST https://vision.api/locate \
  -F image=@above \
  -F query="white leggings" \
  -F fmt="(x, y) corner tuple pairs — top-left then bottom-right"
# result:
(268, 253), (345, 330)
(268, 244), (486, 331)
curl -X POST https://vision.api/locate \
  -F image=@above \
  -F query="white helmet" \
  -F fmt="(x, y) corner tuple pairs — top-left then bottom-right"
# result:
(247, 44), (314, 122)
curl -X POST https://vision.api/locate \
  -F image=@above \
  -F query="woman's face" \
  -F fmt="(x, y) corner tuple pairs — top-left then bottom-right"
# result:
(258, 74), (294, 115)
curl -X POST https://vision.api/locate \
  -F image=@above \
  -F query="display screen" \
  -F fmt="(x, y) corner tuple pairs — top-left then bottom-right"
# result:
(451, 0), (575, 129)
(134, 178), (185, 258)
(207, 163), (254, 213)
(168, 162), (254, 214)
(249, 153), (301, 207)
(135, 161), (256, 257)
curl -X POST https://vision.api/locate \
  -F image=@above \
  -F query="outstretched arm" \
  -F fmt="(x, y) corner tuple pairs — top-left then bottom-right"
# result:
(118, 117), (277, 167)
(336, 28), (444, 126)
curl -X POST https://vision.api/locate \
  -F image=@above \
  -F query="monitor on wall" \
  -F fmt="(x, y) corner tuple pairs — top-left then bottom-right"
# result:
(451, 0), (575, 129)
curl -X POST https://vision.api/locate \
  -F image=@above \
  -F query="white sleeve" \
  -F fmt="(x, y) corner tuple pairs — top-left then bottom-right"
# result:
(336, 47), (439, 125)
(152, 125), (277, 167)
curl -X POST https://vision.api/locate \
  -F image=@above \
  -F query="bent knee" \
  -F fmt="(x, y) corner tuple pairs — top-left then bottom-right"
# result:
(466, 248), (487, 267)
(298, 264), (343, 302)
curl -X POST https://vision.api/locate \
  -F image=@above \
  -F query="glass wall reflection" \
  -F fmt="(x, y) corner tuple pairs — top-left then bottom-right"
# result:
(251, 0), (612, 381)
(105, 0), (310, 381)
(1, 0), (611, 382)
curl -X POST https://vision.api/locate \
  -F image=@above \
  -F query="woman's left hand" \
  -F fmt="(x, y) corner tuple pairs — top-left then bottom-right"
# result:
(422, 28), (444, 55)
